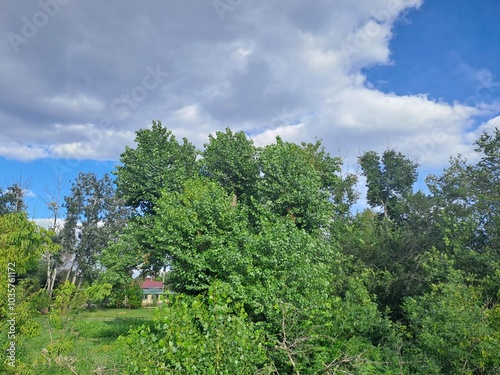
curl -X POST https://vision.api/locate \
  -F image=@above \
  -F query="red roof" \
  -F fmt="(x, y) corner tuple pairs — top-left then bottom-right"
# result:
(141, 278), (163, 289)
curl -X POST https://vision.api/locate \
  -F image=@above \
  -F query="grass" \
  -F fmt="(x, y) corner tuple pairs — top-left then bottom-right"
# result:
(18, 307), (157, 375)
(78, 307), (157, 320)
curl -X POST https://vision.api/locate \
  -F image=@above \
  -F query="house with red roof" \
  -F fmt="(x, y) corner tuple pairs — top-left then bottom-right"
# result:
(141, 277), (164, 306)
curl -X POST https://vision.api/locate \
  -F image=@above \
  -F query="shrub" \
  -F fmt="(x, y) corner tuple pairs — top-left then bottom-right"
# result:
(121, 282), (270, 374)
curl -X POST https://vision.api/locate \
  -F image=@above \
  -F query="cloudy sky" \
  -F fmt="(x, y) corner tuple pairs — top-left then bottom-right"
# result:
(1, 0), (500, 218)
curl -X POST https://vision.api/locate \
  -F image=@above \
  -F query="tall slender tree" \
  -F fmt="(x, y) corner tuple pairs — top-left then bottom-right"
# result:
(359, 149), (418, 220)
(0, 183), (27, 215)
(60, 172), (130, 285)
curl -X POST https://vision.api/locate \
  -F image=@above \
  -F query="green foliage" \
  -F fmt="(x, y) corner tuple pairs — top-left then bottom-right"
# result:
(257, 137), (341, 232)
(101, 230), (142, 286)
(0, 280), (42, 372)
(100, 228), (144, 308)
(0, 212), (55, 281)
(263, 285), (400, 374)
(114, 120), (198, 214)
(404, 281), (500, 374)
(425, 131), (500, 290)
(9, 124), (500, 373)
(359, 149), (418, 220)
(123, 282), (270, 374)
(148, 175), (361, 325)
(29, 289), (51, 314)
(60, 172), (130, 285)
(201, 127), (259, 202)
(84, 282), (112, 307)
(148, 177), (248, 292)
(124, 281), (144, 309)
(342, 208), (432, 318)
(0, 183), (26, 215)
(0, 213), (58, 371)
(49, 281), (85, 329)
(143, 171), (399, 372)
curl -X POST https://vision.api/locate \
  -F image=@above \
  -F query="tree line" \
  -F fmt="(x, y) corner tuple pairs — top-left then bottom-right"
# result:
(1, 121), (499, 374)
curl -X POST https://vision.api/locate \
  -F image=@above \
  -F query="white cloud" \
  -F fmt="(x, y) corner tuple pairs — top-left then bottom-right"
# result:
(175, 105), (200, 122)
(48, 129), (135, 160)
(252, 124), (306, 147)
(32, 218), (65, 231)
(477, 115), (500, 132)
(50, 142), (96, 159)
(23, 188), (36, 198)
(0, 143), (50, 161)
(468, 115), (500, 150)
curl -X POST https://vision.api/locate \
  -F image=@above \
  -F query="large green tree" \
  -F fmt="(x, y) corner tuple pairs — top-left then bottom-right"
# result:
(128, 176), (400, 373)
(114, 121), (198, 214)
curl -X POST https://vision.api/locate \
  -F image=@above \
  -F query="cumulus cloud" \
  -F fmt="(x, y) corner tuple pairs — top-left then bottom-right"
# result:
(252, 124), (306, 147)
(0, 143), (50, 161)
(0, 0), (497, 171)
(23, 188), (36, 198)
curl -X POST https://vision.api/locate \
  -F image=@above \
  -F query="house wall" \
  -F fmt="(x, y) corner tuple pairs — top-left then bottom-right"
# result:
(142, 292), (163, 306)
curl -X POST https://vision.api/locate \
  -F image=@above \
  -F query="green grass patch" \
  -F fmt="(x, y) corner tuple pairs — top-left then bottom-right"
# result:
(73, 319), (145, 339)
(17, 308), (156, 375)
(78, 306), (157, 320)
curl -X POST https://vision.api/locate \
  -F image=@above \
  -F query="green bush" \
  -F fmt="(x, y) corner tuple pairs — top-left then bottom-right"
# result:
(125, 282), (143, 309)
(404, 281), (500, 374)
(121, 282), (271, 374)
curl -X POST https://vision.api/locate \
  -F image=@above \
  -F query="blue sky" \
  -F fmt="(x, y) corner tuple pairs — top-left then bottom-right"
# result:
(365, 0), (500, 104)
(1, 0), (499, 219)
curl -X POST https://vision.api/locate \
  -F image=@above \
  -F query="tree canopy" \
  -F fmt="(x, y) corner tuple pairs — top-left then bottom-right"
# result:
(359, 149), (418, 220)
